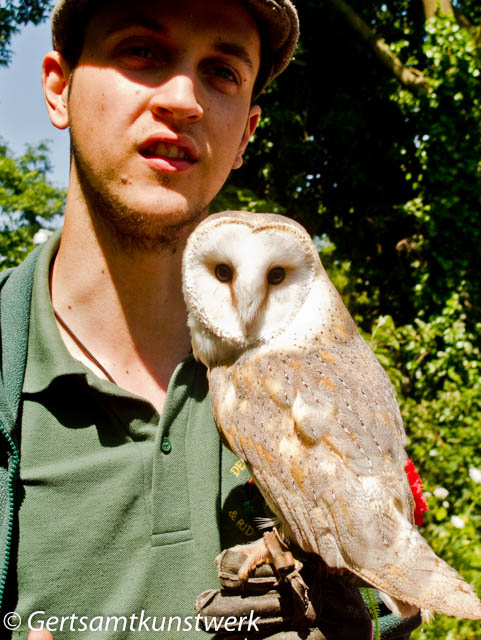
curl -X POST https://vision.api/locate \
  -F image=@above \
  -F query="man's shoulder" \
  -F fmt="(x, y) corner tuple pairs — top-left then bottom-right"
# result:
(0, 264), (16, 289)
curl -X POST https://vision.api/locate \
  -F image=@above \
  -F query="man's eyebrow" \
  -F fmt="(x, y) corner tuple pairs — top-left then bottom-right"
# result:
(213, 41), (256, 73)
(104, 14), (168, 37)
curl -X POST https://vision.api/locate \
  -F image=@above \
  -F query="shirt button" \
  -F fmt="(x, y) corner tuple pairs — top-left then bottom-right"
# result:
(161, 436), (172, 454)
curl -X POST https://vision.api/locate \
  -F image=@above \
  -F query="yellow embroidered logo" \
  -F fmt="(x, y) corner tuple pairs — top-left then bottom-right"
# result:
(229, 459), (246, 477)
(229, 510), (255, 537)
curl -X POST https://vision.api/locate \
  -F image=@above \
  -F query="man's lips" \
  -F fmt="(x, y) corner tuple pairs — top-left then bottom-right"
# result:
(139, 136), (199, 172)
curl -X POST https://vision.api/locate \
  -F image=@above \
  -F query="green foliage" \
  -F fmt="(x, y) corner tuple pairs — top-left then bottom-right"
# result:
(391, 14), (481, 319)
(211, 183), (286, 215)
(0, 0), (53, 65)
(0, 142), (65, 268)
(360, 587), (381, 640)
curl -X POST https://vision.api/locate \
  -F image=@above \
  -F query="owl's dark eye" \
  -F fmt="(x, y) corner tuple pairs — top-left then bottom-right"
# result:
(267, 266), (286, 285)
(215, 263), (234, 283)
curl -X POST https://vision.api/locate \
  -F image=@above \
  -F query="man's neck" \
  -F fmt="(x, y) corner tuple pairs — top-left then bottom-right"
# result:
(51, 195), (201, 415)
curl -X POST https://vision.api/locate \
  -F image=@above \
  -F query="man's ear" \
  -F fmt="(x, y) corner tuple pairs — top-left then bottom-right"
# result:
(232, 105), (261, 170)
(42, 51), (72, 130)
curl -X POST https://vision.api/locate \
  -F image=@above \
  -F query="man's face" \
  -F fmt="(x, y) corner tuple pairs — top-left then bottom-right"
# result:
(59, 0), (261, 245)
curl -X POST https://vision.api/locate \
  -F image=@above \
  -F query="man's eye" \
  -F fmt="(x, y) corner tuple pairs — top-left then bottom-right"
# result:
(203, 62), (240, 87)
(211, 66), (237, 82)
(123, 45), (154, 59)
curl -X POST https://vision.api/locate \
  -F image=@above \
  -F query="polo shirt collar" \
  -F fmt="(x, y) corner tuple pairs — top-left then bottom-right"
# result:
(23, 230), (90, 394)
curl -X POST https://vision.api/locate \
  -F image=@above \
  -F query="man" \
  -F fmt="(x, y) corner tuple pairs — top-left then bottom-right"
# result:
(0, 1), (420, 638)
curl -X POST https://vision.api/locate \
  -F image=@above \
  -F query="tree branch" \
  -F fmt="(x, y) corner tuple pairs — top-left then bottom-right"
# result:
(326, 0), (429, 93)
(422, 0), (454, 21)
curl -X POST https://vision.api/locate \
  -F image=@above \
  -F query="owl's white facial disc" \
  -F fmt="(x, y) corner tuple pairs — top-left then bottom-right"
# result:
(182, 213), (320, 357)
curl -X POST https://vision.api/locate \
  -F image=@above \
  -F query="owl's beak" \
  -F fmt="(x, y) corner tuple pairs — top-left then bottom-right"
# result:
(233, 278), (266, 338)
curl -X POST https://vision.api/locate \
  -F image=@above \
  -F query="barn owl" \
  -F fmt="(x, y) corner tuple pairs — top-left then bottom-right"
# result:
(182, 210), (481, 621)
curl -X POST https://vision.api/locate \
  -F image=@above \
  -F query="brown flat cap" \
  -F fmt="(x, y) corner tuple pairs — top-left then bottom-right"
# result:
(51, 0), (299, 92)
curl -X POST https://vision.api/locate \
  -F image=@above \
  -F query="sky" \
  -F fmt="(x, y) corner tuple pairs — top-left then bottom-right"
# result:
(0, 18), (70, 188)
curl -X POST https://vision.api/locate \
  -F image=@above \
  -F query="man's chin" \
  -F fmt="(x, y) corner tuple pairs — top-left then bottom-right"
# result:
(91, 202), (209, 253)
(73, 154), (211, 251)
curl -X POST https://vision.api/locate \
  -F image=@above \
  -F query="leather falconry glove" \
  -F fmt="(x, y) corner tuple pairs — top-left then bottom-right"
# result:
(195, 531), (375, 640)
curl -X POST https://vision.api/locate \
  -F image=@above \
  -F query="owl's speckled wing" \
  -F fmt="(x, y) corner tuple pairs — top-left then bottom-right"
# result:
(208, 332), (480, 616)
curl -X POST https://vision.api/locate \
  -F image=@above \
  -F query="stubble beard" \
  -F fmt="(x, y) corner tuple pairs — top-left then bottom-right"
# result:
(71, 138), (210, 253)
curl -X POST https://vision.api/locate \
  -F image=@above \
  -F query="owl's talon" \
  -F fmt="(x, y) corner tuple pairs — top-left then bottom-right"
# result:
(225, 528), (303, 583)
(263, 529), (303, 576)
(232, 536), (273, 581)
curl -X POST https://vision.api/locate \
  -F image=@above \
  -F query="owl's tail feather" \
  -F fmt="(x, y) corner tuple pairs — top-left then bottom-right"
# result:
(349, 523), (481, 620)
(377, 591), (419, 619)
(377, 591), (434, 627)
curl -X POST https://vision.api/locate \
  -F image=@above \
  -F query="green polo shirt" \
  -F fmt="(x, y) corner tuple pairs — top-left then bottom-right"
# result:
(13, 233), (260, 639)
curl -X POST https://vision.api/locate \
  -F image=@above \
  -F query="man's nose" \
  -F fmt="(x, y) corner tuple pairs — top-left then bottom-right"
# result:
(149, 74), (204, 122)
